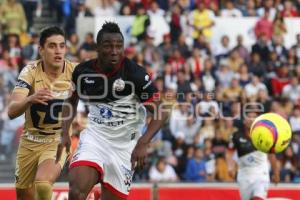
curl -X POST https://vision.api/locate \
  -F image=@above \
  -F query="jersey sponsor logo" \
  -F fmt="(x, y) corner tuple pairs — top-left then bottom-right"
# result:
(113, 78), (125, 91)
(90, 117), (124, 127)
(84, 77), (95, 84)
(99, 106), (113, 119)
(247, 155), (255, 163)
(51, 90), (69, 98)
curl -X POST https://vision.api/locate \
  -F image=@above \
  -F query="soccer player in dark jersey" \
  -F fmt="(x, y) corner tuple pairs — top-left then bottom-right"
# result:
(56, 22), (168, 200)
(8, 27), (76, 200)
(229, 111), (280, 200)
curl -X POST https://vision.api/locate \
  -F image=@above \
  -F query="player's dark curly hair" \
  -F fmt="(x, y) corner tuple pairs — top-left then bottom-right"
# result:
(39, 26), (65, 47)
(96, 21), (124, 45)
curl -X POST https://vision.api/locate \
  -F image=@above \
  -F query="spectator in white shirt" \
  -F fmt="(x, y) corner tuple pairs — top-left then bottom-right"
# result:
(169, 103), (190, 139)
(289, 106), (300, 133)
(245, 75), (267, 97)
(149, 157), (178, 182)
(221, 0), (242, 17)
(256, 0), (277, 20)
(282, 76), (300, 103)
(147, 1), (165, 17)
(197, 92), (219, 116)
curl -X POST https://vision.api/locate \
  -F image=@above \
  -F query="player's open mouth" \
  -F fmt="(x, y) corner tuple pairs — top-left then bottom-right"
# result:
(55, 56), (62, 61)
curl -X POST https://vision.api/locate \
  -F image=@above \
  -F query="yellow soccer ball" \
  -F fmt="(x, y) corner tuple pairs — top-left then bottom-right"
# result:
(250, 113), (292, 153)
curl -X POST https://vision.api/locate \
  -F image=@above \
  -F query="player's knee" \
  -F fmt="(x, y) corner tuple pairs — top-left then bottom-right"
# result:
(69, 185), (89, 200)
(34, 181), (53, 200)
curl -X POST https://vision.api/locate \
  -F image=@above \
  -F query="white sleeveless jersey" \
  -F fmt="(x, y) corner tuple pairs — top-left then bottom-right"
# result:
(86, 94), (147, 145)
(238, 150), (269, 174)
(72, 58), (157, 146)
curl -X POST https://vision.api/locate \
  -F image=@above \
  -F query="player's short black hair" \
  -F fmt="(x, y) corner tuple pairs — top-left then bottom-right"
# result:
(96, 21), (124, 45)
(39, 26), (65, 47)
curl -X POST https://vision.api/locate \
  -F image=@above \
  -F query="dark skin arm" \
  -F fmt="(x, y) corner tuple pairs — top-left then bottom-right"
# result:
(131, 99), (169, 170)
(55, 91), (79, 163)
(269, 153), (280, 184)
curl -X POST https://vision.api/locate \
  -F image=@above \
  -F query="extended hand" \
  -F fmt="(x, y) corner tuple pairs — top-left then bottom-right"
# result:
(131, 140), (148, 170)
(272, 173), (280, 184)
(29, 88), (53, 105)
(55, 134), (71, 164)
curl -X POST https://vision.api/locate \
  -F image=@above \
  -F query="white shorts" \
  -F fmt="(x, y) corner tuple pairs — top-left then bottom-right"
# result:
(237, 171), (269, 200)
(69, 130), (137, 199)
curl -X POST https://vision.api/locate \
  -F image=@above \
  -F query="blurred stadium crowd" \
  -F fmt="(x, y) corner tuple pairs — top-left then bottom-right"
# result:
(1, 0), (300, 184)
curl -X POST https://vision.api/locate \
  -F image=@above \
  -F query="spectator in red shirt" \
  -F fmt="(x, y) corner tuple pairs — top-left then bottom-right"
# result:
(168, 49), (186, 74)
(271, 64), (290, 97)
(281, 0), (298, 17)
(254, 9), (273, 41)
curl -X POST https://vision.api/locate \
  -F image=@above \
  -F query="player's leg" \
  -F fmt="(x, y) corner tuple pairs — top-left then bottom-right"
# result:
(15, 139), (39, 200)
(100, 146), (134, 200)
(252, 178), (269, 200)
(101, 186), (127, 200)
(237, 176), (253, 200)
(34, 141), (68, 200)
(16, 188), (34, 200)
(34, 159), (61, 200)
(68, 166), (99, 200)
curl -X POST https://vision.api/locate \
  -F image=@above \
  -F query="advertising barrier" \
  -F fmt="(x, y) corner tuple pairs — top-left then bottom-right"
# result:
(1, 183), (299, 200)
(157, 183), (300, 200)
(0, 183), (152, 200)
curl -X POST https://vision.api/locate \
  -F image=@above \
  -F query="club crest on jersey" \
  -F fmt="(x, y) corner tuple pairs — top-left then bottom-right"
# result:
(113, 78), (125, 91)
(100, 106), (113, 119)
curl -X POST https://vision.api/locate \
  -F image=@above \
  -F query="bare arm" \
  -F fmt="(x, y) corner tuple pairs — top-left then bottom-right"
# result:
(61, 91), (79, 138)
(139, 100), (168, 144)
(269, 153), (280, 184)
(131, 100), (169, 169)
(55, 91), (79, 163)
(8, 89), (53, 119)
(8, 93), (31, 119)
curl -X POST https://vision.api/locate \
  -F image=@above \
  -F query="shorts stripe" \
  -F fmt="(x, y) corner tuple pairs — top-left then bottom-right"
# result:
(69, 160), (104, 181)
(102, 181), (128, 199)
(69, 160), (128, 199)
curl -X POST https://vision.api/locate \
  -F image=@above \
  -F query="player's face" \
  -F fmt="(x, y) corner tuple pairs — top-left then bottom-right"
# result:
(98, 33), (124, 69)
(39, 35), (66, 69)
(244, 112), (258, 129)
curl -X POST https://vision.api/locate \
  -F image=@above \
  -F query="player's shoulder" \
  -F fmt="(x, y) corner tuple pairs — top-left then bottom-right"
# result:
(19, 60), (42, 78)
(64, 59), (78, 72)
(73, 59), (95, 73)
(124, 58), (147, 78)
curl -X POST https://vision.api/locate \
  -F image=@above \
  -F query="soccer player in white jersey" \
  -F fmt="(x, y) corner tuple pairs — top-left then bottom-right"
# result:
(56, 22), (168, 200)
(229, 111), (280, 200)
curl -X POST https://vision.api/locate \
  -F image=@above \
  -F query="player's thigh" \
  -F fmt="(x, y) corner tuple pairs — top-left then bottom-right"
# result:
(252, 179), (269, 199)
(101, 185), (126, 200)
(69, 166), (99, 195)
(35, 141), (68, 182)
(16, 187), (34, 200)
(238, 178), (253, 200)
(35, 159), (61, 183)
(15, 140), (39, 189)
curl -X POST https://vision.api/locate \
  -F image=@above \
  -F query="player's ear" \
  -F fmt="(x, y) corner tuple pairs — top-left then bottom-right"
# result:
(38, 45), (43, 58)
